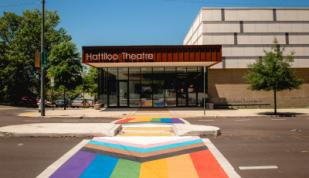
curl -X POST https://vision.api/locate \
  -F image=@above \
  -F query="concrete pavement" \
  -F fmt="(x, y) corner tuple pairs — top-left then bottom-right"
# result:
(0, 118), (221, 137)
(17, 107), (309, 119)
(0, 123), (121, 137)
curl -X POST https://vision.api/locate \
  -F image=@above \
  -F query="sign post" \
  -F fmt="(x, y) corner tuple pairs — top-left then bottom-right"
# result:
(40, 0), (46, 117)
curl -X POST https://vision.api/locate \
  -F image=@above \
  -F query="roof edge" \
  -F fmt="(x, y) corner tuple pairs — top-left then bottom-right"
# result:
(201, 7), (309, 10)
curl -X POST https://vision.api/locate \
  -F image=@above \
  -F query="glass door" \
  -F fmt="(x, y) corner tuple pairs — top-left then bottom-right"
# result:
(141, 68), (153, 107)
(119, 81), (128, 107)
(176, 80), (188, 106)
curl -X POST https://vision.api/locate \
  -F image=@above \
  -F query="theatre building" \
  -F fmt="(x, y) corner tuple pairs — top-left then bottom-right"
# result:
(83, 8), (309, 108)
(83, 45), (221, 107)
(184, 8), (309, 107)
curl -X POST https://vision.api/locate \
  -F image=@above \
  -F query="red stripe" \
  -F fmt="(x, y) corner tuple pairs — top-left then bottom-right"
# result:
(115, 118), (135, 124)
(190, 150), (228, 178)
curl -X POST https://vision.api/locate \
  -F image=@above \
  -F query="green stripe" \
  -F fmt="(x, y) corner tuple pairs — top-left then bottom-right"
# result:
(151, 118), (161, 122)
(110, 159), (140, 178)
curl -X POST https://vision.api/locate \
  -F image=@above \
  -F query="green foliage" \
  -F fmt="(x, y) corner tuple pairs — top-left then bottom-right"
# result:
(0, 10), (76, 104)
(246, 39), (303, 114)
(47, 40), (82, 91)
(246, 40), (303, 91)
(82, 67), (98, 100)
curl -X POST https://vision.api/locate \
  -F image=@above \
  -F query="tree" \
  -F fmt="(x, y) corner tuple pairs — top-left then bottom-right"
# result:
(0, 10), (72, 104)
(47, 40), (82, 110)
(82, 67), (98, 101)
(246, 40), (303, 114)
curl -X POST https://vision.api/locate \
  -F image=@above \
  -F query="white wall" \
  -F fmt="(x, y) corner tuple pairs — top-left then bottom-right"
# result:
(237, 35), (285, 44)
(184, 8), (309, 69)
(225, 9), (273, 21)
(244, 23), (309, 33)
(277, 10), (309, 21)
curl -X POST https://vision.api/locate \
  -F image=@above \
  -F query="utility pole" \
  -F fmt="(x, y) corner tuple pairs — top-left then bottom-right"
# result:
(40, 0), (46, 116)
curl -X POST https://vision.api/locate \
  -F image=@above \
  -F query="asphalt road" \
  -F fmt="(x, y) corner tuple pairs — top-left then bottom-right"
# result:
(0, 106), (308, 178)
(191, 116), (309, 178)
(0, 106), (115, 127)
(0, 137), (82, 178)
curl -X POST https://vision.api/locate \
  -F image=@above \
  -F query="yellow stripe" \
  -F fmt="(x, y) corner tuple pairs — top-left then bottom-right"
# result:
(118, 132), (174, 136)
(167, 154), (199, 178)
(140, 158), (168, 178)
(123, 127), (172, 131)
(129, 118), (152, 123)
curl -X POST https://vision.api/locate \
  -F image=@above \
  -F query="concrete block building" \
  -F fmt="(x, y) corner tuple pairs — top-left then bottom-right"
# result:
(184, 8), (309, 107)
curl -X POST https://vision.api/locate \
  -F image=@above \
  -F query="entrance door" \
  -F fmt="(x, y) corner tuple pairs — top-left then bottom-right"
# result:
(140, 83), (152, 107)
(119, 81), (128, 107)
(176, 80), (188, 107)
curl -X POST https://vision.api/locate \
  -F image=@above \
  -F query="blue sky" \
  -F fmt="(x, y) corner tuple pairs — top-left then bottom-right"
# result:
(1, 0), (309, 49)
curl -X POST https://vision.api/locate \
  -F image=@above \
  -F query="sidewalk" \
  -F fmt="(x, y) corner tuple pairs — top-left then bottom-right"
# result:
(19, 108), (137, 118)
(18, 107), (309, 118)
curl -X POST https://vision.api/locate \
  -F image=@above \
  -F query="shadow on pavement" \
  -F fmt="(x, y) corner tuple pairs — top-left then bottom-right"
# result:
(257, 112), (306, 117)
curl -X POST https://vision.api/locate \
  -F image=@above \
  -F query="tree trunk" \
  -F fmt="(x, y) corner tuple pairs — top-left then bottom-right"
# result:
(273, 88), (277, 115)
(63, 88), (66, 110)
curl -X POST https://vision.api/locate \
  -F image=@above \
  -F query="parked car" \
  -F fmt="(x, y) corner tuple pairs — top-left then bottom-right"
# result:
(55, 99), (69, 107)
(71, 98), (93, 108)
(37, 99), (53, 108)
(20, 96), (37, 107)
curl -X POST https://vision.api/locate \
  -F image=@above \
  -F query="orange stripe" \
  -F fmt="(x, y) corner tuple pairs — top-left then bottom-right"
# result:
(190, 150), (228, 178)
(139, 158), (168, 178)
(167, 154), (199, 178)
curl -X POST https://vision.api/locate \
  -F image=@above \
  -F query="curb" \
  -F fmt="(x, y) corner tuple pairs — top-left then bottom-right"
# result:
(0, 123), (122, 138)
(173, 124), (221, 137)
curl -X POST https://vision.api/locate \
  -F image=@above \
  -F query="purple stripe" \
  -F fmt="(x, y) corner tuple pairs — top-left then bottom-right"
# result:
(50, 150), (96, 178)
(172, 118), (184, 123)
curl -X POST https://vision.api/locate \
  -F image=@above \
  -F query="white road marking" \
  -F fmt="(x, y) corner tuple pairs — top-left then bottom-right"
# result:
(198, 119), (214, 122)
(203, 139), (241, 178)
(235, 119), (251, 122)
(23, 120), (40, 122)
(36, 139), (89, 178)
(271, 119), (287, 121)
(239, 165), (278, 170)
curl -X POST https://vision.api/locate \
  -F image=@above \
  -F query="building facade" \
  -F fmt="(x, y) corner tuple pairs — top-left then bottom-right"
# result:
(184, 8), (309, 107)
(83, 45), (221, 107)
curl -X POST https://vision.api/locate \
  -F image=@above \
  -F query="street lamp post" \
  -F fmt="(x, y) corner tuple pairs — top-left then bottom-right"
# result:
(203, 66), (206, 116)
(40, 0), (46, 116)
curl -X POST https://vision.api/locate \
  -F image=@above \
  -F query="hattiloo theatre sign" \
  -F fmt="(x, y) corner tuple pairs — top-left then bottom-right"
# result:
(82, 45), (222, 67)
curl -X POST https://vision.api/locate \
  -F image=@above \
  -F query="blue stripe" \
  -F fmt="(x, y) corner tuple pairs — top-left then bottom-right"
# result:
(160, 118), (172, 123)
(87, 139), (203, 153)
(80, 154), (118, 178)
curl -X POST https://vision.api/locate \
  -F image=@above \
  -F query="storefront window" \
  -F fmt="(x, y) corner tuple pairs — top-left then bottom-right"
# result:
(108, 68), (117, 107)
(99, 67), (205, 107)
(153, 68), (165, 107)
(129, 68), (141, 107)
(118, 68), (128, 80)
(188, 67), (200, 106)
(141, 68), (152, 107)
(164, 67), (176, 107)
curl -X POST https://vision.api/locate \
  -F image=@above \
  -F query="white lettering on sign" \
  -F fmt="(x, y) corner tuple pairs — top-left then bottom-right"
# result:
(86, 52), (154, 62)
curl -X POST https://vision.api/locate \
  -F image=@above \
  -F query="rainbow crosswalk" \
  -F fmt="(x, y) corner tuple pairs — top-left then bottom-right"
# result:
(49, 137), (230, 178)
(115, 117), (184, 124)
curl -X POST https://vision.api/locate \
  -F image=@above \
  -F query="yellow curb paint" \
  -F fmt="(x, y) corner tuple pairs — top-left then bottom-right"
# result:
(19, 112), (38, 117)
(167, 154), (199, 178)
(139, 158), (168, 178)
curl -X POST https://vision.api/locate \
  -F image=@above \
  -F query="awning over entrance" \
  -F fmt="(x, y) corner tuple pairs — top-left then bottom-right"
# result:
(82, 45), (222, 67)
